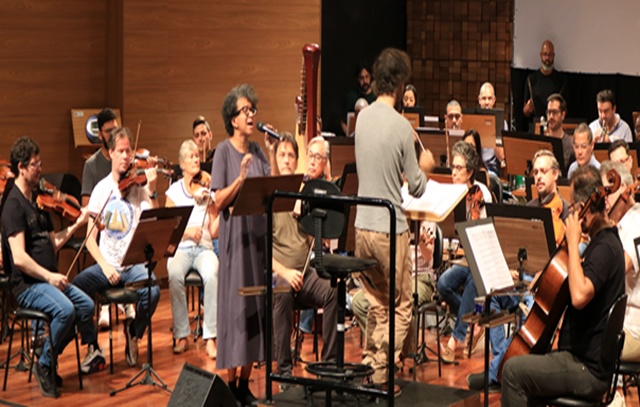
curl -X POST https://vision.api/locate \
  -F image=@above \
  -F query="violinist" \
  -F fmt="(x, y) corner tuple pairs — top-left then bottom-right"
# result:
(166, 140), (219, 359)
(80, 108), (135, 329)
(600, 161), (640, 363)
(73, 127), (161, 369)
(502, 166), (625, 406)
(608, 139), (633, 172)
(0, 137), (105, 398)
(437, 140), (493, 364)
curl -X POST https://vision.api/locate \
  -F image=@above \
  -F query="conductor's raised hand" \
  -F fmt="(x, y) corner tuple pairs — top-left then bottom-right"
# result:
(419, 149), (435, 174)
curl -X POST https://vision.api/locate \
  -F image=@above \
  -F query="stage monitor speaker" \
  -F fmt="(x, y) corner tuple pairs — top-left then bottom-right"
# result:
(168, 363), (236, 407)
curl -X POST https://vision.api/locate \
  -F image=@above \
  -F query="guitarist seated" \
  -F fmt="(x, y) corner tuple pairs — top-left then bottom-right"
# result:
(501, 165), (625, 406)
(467, 149), (570, 392)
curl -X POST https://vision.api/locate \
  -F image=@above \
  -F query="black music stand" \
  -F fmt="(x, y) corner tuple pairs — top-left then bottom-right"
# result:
(231, 174), (303, 216)
(110, 206), (192, 397)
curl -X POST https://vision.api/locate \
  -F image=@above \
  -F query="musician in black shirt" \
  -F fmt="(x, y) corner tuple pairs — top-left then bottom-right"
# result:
(501, 165), (625, 405)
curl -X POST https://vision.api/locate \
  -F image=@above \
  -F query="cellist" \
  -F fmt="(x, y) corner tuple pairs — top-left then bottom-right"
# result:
(600, 161), (640, 363)
(466, 149), (571, 393)
(501, 166), (625, 406)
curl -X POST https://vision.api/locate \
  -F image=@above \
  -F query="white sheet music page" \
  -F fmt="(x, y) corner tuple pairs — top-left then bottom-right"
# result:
(465, 221), (513, 293)
(401, 179), (468, 221)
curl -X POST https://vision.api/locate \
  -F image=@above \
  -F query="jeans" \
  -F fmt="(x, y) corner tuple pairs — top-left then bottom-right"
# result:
(487, 294), (522, 383)
(167, 245), (218, 339)
(73, 263), (160, 339)
(17, 282), (95, 368)
(437, 265), (477, 343)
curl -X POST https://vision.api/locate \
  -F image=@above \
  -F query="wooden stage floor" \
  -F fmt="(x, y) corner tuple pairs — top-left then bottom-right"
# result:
(0, 287), (637, 406)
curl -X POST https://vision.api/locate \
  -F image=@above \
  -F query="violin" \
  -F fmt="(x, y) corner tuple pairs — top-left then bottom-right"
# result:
(36, 178), (83, 221)
(466, 184), (484, 221)
(498, 169), (621, 380)
(608, 178), (640, 225)
(186, 170), (211, 203)
(118, 153), (174, 194)
(0, 159), (15, 195)
(135, 149), (172, 169)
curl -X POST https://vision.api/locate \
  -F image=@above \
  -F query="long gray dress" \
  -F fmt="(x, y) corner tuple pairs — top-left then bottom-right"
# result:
(210, 139), (270, 369)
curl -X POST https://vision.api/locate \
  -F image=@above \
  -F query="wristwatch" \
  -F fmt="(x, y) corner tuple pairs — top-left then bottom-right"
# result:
(149, 191), (158, 200)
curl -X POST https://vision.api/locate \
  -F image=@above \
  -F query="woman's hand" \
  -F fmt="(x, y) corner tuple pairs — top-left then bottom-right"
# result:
(239, 154), (253, 180)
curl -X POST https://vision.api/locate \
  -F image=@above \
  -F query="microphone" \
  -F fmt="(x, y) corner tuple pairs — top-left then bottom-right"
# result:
(257, 122), (281, 140)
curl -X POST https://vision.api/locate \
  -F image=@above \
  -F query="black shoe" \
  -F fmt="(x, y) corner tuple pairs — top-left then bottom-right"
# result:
(238, 378), (258, 406)
(466, 372), (501, 393)
(33, 363), (59, 398)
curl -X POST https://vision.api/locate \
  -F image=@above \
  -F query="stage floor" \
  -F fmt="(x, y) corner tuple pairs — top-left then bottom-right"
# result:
(266, 379), (480, 407)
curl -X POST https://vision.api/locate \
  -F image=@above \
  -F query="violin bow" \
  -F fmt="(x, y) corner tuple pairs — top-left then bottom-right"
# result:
(133, 120), (142, 152)
(65, 190), (113, 278)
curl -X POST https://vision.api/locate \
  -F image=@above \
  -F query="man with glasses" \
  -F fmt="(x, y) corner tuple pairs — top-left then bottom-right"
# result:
(523, 40), (567, 132)
(546, 94), (575, 175)
(1, 137), (105, 398)
(608, 140), (633, 172)
(567, 123), (600, 179)
(305, 136), (332, 181)
(589, 89), (632, 143)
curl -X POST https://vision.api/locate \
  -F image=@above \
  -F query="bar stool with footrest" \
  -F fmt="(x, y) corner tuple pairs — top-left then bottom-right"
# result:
(97, 287), (140, 373)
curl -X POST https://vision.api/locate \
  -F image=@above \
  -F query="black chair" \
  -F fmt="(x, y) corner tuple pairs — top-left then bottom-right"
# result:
(97, 288), (140, 374)
(540, 294), (627, 406)
(618, 360), (640, 405)
(298, 179), (376, 381)
(181, 269), (204, 343)
(3, 308), (83, 397)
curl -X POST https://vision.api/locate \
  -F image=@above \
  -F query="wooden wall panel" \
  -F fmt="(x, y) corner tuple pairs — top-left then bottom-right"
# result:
(0, 0), (107, 177)
(122, 0), (321, 161)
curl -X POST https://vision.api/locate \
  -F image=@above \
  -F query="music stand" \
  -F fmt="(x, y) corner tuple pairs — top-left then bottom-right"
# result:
(110, 206), (192, 397)
(231, 174), (303, 216)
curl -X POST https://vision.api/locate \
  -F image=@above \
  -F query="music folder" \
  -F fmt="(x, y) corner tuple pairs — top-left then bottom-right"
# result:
(231, 174), (303, 217)
(455, 218), (514, 297)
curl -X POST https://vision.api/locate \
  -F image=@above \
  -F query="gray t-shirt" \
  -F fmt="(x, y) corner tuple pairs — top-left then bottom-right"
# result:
(354, 101), (426, 234)
(81, 149), (111, 197)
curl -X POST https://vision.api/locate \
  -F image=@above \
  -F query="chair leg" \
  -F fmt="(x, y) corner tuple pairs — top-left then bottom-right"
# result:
(108, 303), (114, 374)
(3, 317), (18, 391)
(74, 325), (83, 390)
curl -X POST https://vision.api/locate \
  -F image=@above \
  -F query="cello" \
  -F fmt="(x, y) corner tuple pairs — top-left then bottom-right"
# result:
(498, 169), (621, 379)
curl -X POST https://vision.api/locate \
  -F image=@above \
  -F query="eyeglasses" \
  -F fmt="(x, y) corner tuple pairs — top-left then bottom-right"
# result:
(308, 153), (327, 162)
(532, 167), (554, 176)
(451, 164), (467, 172)
(546, 109), (561, 116)
(446, 113), (461, 120)
(28, 160), (42, 169)
(235, 105), (257, 117)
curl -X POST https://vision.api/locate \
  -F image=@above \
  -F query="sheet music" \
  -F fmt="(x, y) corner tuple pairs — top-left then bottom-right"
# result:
(465, 222), (513, 293)
(401, 179), (468, 220)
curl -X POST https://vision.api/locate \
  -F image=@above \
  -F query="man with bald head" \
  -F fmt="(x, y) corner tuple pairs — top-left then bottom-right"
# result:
(477, 82), (506, 175)
(523, 40), (567, 132)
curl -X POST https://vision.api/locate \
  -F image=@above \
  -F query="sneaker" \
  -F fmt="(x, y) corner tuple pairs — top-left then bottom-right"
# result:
(124, 318), (138, 366)
(440, 343), (456, 364)
(81, 344), (106, 374)
(467, 372), (501, 393)
(124, 303), (136, 320)
(469, 329), (485, 355)
(98, 305), (110, 329)
(33, 363), (59, 398)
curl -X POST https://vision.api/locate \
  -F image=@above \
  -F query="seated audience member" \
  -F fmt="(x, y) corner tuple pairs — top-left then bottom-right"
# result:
(437, 141), (493, 363)
(501, 166), (624, 406)
(608, 139), (633, 172)
(341, 61), (376, 135)
(403, 84), (418, 108)
(546, 93), (575, 174)
(165, 140), (219, 358)
(270, 133), (338, 385)
(467, 149), (569, 392)
(600, 161), (640, 363)
(1, 137), (105, 398)
(567, 123), (600, 179)
(589, 89), (632, 143)
(73, 127), (161, 368)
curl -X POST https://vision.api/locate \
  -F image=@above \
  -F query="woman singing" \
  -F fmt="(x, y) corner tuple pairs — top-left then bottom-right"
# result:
(165, 140), (219, 359)
(210, 84), (276, 405)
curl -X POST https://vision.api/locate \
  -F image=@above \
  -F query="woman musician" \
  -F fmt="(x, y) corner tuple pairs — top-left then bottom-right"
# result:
(165, 140), (219, 359)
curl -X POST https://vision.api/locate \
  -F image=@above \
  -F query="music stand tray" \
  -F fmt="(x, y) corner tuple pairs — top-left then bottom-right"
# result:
(110, 206), (192, 397)
(231, 174), (303, 216)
